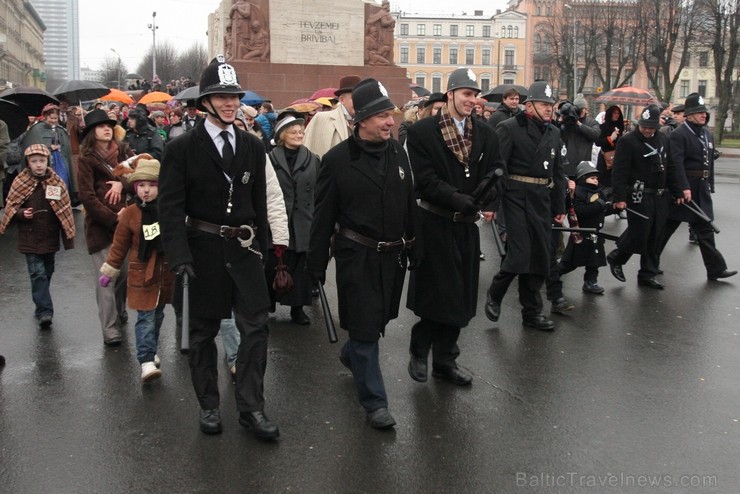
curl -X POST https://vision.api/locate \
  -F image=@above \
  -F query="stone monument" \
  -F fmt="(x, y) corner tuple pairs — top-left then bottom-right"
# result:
(209, 0), (410, 109)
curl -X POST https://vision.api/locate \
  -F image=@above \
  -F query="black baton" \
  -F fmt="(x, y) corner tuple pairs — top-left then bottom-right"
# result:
(490, 220), (507, 258)
(317, 282), (338, 344)
(683, 200), (720, 233)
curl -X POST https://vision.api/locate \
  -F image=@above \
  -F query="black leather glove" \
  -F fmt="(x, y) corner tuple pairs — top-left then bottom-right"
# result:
(309, 270), (326, 285)
(174, 263), (196, 280)
(450, 192), (479, 215)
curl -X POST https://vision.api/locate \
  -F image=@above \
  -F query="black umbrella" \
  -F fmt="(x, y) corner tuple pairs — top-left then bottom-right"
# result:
(172, 85), (200, 101)
(124, 73), (144, 80)
(409, 83), (431, 97)
(481, 84), (528, 103)
(0, 86), (59, 115)
(53, 80), (111, 104)
(0, 98), (32, 139)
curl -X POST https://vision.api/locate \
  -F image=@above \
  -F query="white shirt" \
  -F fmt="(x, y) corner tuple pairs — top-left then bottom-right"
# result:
(204, 118), (235, 157)
(453, 116), (466, 136)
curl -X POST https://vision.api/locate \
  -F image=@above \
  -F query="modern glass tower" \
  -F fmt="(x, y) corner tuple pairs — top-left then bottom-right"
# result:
(31, 0), (80, 82)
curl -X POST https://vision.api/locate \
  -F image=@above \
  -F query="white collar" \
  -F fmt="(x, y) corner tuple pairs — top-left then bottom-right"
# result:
(204, 118), (234, 142)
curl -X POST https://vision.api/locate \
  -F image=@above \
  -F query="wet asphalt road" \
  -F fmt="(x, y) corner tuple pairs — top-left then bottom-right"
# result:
(1, 157), (739, 493)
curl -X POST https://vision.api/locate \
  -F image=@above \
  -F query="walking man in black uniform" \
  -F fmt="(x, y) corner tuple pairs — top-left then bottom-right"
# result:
(159, 56), (279, 439)
(485, 81), (566, 331)
(606, 104), (685, 289)
(307, 79), (416, 429)
(656, 93), (736, 281)
(406, 68), (504, 386)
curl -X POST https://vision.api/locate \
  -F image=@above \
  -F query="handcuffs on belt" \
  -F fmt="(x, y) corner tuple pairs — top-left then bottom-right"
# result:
(632, 181), (644, 204)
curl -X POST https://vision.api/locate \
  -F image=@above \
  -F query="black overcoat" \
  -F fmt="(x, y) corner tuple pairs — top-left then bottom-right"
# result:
(307, 136), (415, 342)
(405, 112), (504, 327)
(560, 183), (607, 268)
(496, 112), (566, 277)
(611, 129), (680, 255)
(668, 122), (715, 222)
(158, 121), (270, 319)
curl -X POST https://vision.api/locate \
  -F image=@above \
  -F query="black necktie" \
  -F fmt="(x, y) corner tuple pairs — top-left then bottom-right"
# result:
(220, 131), (234, 172)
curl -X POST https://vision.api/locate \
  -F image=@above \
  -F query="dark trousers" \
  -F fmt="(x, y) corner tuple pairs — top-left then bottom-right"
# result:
(189, 291), (268, 412)
(341, 339), (387, 413)
(608, 246), (660, 280)
(559, 261), (599, 283)
(546, 230), (564, 302)
(409, 318), (461, 372)
(25, 253), (55, 318)
(657, 219), (727, 276)
(488, 271), (545, 319)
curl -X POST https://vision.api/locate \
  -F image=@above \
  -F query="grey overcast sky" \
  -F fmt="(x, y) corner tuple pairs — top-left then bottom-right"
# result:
(79, 0), (509, 72)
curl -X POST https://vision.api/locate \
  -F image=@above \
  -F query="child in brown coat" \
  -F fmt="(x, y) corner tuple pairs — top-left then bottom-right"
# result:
(99, 158), (174, 383)
(0, 144), (75, 328)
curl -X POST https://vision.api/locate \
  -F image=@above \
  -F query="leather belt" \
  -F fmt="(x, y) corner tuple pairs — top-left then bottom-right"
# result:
(337, 227), (414, 252)
(508, 174), (553, 187)
(685, 170), (710, 179)
(418, 200), (479, 223)
(185, 216), (256, 240)
(642, 188), (665, 195)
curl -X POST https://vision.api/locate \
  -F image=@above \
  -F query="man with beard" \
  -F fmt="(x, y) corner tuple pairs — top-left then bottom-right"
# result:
(484, 81), (567, 331)
(606, 104), (685, 289)
(655, 93), (736, 281)
(159, 56), (278, 440)
(406, 68), (504, 386)
(307, 78), (415, 428)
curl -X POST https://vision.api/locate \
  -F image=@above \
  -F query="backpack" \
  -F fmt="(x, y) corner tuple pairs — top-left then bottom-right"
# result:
(6, 137), (24, 166)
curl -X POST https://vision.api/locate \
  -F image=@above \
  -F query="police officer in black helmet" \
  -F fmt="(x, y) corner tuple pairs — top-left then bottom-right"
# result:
(159, 56), (279, 440)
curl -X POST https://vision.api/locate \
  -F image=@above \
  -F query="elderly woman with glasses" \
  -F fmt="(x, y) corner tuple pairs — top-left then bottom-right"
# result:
(265, 110), (319, 325)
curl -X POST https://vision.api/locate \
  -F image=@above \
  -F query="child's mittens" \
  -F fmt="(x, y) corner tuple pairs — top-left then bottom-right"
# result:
(99, 275), (112, 288)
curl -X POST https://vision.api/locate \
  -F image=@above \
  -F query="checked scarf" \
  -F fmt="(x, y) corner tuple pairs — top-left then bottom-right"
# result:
(438, 105), (473, 166)
(0, 168), (75, 239)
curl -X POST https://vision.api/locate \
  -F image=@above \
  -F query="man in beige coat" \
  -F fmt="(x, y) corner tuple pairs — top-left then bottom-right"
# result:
(303, 75), (361, 158)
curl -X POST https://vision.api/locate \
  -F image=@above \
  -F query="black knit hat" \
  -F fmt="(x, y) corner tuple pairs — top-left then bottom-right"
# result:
(352, 78), (396, 122)
(197, 55), (245, 111)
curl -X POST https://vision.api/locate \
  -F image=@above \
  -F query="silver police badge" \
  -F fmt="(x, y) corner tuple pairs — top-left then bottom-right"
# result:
(642, 109), (651, 120)
(378, 81), (389, 97)
(241, 171), (251, 184)
(545, 84), (552, 98)
(398, 166), (405, 180)
(698, 95), (705, 105)
(218, 63), (239, 86)
(467, 69), (477, 82)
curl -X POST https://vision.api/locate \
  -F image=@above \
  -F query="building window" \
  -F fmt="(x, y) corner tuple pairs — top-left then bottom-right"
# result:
(450, 25), (458, 37)
(536, 5), (542, 15)
(534, 66), (550, 81)
(417, 47), (426, 63)
(503, 77), (515, 85)
(685, 52), (691, 67)
(466, 48), (475, 65)
(483, 25), (491, 37)
(500, 26), (506, 37)
(535, 34), (542, 54)
(416, 74), (426, 88)
(680, 79), (689, 98)
(507, 26), (513, 37)
(466, 25), (475, 37)
(433, 47), (442, 64)
(432, 76), (442, 93)
(449, 48), (458, 64)
(504, 49), (514, 66)
(417, 24), (426, 36)
(482, 48), (491, 66)
(433, 24), (442, 36)
(400, 46), (409, 64)
(401, 24), (409, 36)
(513, 26), (519, 38)
(699, 51), (709, 67)
(698, 80), (707, 97)
(480, 77), (491, 93)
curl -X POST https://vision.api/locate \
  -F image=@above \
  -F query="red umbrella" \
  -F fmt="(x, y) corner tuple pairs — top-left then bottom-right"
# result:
(594, 86), (657, 106)
(310, 87), (338, 100)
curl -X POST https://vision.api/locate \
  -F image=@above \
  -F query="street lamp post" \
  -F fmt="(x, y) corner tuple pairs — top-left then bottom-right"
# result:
(148, 12), (158, 81)
(110, 48), (121, 89)
(496, 33), (502, 86)
(564, 4), (577, 99)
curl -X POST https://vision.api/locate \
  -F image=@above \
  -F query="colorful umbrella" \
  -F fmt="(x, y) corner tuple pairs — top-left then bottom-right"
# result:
(594, 86), (657, 106)
(310, 87), (338, 100)
(100, 89), (134, 105)
(240, 90), (265, 106)
(0, 86), (59, 115)
(138, 91), (173, 104)
(313, 97), (335, 108)
(288, 99), (321, 113)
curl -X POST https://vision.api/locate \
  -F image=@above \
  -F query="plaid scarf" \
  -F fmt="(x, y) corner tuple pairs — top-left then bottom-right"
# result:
(0, 168), (75, 239)
(438, 105), (473, 166)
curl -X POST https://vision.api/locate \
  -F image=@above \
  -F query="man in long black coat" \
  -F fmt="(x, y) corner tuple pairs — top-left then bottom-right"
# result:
(607, 104), (685, 289)
(406, 68), (504, 386)
(485, 81), (567, 331)
(159, 56), (279, 440)
(655, 93), (736, 281)
(307, 78), (415, 429)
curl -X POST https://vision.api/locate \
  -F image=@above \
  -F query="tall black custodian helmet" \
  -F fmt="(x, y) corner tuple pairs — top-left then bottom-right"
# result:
(352, 78), (396, 123)
(197, 55), (245, 111)
(637, 104), (662, 128)
(576, 160), (599, 181)
(526, 81), (556, 104)
(683, 92), (709, 116)
(446, 67), (481, 93)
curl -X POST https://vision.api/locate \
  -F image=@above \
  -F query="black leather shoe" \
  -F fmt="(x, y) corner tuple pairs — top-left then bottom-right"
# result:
(239, 411), (280, 440)
(551, 297), (574, 314)
(199, 409), (223, 435)
(656, 268), (664, 275)
(708, 270), (737, 281)
(408, 355), (428, 383)
(367, 408), (396, 429)
(522, 314), (555, 331)
(484, 292), (501, 322)
(432, 367), (473, 386)
(290, 307), (310, 325)
(638, 277), (664, 289)
(38, 315), (53, 329)
(607, 257), (626, 282)
(582, 282), (605, 294)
